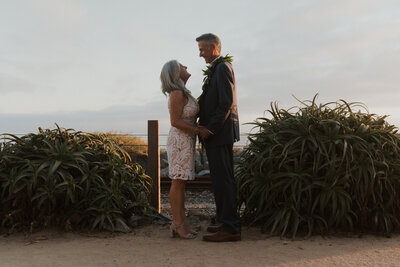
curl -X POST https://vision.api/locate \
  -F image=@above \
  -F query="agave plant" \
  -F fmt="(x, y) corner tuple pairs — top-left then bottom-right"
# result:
(0, 125), (153, 231)
(236, 95), (400, 238)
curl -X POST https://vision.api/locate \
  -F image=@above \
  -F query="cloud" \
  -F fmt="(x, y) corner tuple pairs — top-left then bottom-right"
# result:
(0, 100), (170, 134)
(232, 0), (400, 118)
(1, 0), (400, 138)
(0, 74), (36, 94)
(30, 0), (87, 33)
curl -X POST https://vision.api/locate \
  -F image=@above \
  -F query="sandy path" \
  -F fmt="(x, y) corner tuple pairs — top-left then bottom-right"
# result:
(1, 221), (400, 267)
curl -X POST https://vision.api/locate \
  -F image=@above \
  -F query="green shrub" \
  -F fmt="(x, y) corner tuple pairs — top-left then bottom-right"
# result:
(0, 125), (153, 231)
(236, 95), (400, 238)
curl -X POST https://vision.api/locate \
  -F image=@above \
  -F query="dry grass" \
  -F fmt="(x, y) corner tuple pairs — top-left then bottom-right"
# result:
(101, 132), (148, 155)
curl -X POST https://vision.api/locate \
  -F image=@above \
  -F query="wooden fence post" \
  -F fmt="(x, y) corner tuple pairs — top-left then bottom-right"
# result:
(147, 120), (160, 213)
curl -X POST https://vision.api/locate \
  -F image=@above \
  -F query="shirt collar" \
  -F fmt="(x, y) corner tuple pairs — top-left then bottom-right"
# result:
(209, 55), (222, 67)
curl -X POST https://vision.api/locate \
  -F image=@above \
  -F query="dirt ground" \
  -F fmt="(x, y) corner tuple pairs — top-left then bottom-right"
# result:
(1, 220), (400, 267)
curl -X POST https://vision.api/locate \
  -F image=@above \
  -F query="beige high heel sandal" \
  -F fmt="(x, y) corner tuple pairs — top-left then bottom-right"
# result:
(184, 220), (198, 235)
(170, 223), (196, 239)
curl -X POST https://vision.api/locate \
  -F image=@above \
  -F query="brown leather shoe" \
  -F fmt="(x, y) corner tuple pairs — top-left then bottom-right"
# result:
(203, 231), (241, 242)
(206, 225), (222, 233)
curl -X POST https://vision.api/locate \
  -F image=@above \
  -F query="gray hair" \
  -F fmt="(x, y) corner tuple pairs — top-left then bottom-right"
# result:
(160, 60), (190, 97)
(196, 33), (221, 52)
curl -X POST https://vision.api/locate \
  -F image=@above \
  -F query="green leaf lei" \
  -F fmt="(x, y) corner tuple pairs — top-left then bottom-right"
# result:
(202, 54), (233, 87)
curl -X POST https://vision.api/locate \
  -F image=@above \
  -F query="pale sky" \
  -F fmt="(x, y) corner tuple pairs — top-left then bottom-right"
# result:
(1, 0), (400, 138)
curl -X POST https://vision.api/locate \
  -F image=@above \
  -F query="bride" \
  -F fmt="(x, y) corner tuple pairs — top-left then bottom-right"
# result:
(160, 60), (200, 239)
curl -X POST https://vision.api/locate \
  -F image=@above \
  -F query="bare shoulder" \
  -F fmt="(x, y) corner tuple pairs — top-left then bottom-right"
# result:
(169, 90), (188, 106)
(169, 90), (184, 100)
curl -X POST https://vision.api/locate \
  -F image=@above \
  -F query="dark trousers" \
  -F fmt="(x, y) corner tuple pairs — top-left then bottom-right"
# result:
(206, 143), (241, 234)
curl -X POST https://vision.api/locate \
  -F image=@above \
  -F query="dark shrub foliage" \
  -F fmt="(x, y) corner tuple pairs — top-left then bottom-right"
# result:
(0, 125), (152, 231)
(236, 95), (400, 238)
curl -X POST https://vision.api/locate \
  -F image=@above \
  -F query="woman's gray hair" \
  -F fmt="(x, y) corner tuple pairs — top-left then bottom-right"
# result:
(160, 60), (191, 97)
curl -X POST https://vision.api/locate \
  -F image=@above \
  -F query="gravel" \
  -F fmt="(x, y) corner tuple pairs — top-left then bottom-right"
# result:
(160, 190), (216, 219)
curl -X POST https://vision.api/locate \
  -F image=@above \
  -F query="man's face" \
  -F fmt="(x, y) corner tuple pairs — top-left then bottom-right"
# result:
(198, 40), (217, 64)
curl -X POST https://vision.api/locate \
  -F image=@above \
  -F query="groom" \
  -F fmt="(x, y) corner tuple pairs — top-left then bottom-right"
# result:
(196, 33), (241, 242)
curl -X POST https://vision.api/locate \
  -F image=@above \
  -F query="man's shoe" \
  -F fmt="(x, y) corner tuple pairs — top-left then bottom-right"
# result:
(206, 225), (222, 233)
(203, 231), (241, 242)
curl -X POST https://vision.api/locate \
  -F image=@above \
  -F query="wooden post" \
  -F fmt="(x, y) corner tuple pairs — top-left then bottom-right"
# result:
(147, 120), (160, 213)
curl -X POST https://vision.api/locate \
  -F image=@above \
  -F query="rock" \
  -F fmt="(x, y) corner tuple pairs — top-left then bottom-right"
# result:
(187, 209), (203, 217)
(115, 219), (132, 233)
(187, 209), (209, 221)
(160, 151), (168, 160)
(187, 215), (201, 223)
(195, 151), (210, 172)
(105, 218), (132, 233)
(193, 224), (202, 232)
(233, 155), (242, 164)
(201, 155), (209, 170)
(160, 158), (169, 169)
(195, 150), (201, 159)
(128, 215), (154, 227)
(195, 152), (203, 173)
(128, 215), (144, 228)
(157, 212), (172, 222)
(186, 215), (202, 231)
(153, 212), (172, 225)
(160, 166), (169, 177)
(197, 170), (210, 176)
(202, 162), (209, 170)
(201, 152), (208, 164)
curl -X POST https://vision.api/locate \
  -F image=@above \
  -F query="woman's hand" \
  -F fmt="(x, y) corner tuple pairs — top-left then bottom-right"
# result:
(197, 126), (213, 139)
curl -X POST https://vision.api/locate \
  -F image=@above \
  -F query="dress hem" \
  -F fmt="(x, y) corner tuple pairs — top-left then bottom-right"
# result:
(168, 175), (195, 181)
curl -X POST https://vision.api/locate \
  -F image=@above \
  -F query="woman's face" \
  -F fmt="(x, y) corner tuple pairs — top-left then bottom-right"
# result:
(179, 63), (191, 82)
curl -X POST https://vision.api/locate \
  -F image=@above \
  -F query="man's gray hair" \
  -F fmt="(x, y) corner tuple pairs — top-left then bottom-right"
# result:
(160, 60), (190, 97)
(196, 33), (221, 52)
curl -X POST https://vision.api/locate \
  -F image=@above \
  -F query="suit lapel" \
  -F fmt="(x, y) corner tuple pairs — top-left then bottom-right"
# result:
(199, 57), (223, 109)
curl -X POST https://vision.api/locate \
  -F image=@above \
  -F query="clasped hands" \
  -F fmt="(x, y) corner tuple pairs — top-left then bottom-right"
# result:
(196, 125), (212, 140)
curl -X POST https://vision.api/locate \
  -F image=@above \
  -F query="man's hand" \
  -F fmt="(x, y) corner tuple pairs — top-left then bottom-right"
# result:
(198, 126), (212, 139)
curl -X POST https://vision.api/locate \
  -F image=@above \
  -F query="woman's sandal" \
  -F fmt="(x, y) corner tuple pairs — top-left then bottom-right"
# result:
(170, 223), (196, 239)
(184, 220), (198, 235)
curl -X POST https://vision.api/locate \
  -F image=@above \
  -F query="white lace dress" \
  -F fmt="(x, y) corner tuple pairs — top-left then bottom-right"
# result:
(167, 95), (199, 180)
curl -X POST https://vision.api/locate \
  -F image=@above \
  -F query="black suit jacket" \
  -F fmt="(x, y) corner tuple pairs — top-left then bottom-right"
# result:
(198, 61), (240, 148)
